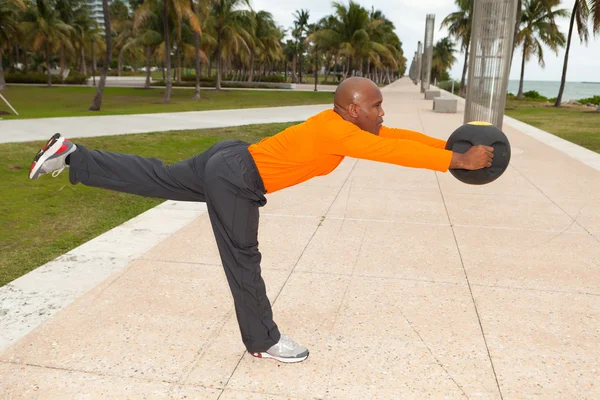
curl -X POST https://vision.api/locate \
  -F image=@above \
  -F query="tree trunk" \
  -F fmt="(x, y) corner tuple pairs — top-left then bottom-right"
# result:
(176, 48), (181, 83)
(555, 1), (577, 107)
(15, 46), (19, 72)
(81, 46), (87, 75)
(162, 0), (172, 103)
(459, 39), (470, 97)
(89, 0), (112, 111)
(59, 44), (66, 81)
(344, 57), (350, 79)
(248, 52), (254, 82)
(216, 32), (222, 90)
(193, 31), (201, 100)
(8, 46), (13, 72)
(291, 55), (297, 83)
(0, 50), (5, 90)
(298, 47), (302, 83)
(517, 41), (526, 99)
(24, 50), (29, 74)
(145, 46), (151, 89)
(118, 46), (124, 76)
(359, 57), (363, 75)
(91, 40), (96, 86)
(46, 43), (52, 87)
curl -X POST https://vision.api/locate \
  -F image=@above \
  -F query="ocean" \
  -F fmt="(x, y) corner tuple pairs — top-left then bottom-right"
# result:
(506, 80), (600, 101)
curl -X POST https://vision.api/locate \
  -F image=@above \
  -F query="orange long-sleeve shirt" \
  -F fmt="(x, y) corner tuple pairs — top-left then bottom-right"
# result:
(247, 109), (453, 194)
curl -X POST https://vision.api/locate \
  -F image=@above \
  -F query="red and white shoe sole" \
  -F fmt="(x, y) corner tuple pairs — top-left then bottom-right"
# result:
(249, 351), (309, 363)
(29, 136), (66, 180)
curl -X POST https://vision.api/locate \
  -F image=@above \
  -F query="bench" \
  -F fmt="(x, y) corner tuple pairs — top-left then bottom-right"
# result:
(433, 97), (457, 113)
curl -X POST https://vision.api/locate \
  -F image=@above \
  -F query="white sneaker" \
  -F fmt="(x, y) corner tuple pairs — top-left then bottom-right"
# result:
(29, 133), (77, 180)
(249, 334), (309, 363)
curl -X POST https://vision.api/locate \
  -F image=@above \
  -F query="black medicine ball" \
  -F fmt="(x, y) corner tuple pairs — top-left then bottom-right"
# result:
(445, 122), (511, 185)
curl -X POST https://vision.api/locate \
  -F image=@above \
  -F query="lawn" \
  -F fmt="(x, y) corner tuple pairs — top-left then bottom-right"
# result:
(0, 122), (296, 287)
(504, 100), (600, 153)
(0, 85), (333, 120)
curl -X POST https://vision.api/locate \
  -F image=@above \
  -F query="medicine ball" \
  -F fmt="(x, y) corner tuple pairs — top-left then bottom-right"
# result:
(445, 122), (511, 185)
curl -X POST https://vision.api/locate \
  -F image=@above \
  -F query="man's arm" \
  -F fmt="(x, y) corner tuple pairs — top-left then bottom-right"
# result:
(378, 126), (447, 149)
(321, 120), (494, 172)
(322, 121), (453, 172)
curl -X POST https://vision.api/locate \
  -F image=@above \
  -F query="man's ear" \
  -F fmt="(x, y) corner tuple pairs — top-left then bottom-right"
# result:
(347, 103), (359, 118)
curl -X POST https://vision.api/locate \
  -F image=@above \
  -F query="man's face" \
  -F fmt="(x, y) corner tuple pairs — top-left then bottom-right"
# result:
(354, 87), (385, 134)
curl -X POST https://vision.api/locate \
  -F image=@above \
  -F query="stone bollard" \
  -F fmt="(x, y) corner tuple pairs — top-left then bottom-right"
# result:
(425, 90), (441, 100)
(433, 97), (458, 113)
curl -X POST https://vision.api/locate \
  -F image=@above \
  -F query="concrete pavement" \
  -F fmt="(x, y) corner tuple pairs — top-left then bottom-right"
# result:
(1, 79), (599, 399)
(0, 104), (332, 144)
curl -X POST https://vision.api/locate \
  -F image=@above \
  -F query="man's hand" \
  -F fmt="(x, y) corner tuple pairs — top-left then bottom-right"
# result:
(450, 145), (494, 170)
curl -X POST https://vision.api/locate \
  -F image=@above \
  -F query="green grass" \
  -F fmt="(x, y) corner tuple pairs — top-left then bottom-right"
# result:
(0, 122), (297, 287)
(505, 100), (600, 153)
(0, 85), (332, 120)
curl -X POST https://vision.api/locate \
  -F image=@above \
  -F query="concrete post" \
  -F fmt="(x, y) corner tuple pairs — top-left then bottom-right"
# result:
(421, 14), (435, 94)
(464, 0), (518, 129)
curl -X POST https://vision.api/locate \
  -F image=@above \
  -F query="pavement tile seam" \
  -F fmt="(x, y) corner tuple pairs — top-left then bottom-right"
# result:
(0, 359), (190, 386)
(509, 163), (600, 241)
(434, 174), (505, 400)
(174, 311), (236, 388)
(291, 270), (600, 297)
(470, 283), (600, 297)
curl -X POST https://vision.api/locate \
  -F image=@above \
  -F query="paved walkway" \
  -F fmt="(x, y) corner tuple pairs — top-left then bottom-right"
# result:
(1, 79), (599, 399)
(0, 104), (331, 144)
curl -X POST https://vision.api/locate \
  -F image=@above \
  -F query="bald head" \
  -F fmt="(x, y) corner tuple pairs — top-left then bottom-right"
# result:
(333, 77), (385, 135)
(334, 77), (379, 109)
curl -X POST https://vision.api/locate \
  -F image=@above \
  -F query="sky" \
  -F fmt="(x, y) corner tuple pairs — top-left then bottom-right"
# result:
(250, 0), (600, 82)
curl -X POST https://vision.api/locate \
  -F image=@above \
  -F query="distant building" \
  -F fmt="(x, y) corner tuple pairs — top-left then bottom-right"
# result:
(87, 0), (130, 31)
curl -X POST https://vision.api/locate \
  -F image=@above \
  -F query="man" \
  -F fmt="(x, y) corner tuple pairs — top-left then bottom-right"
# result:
(28, 77), (493, 363)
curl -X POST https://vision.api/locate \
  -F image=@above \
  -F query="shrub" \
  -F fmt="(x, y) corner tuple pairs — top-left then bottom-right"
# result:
(523, 90), (547, 101)
(5, 72), (87, 85)
(577, 95), (600, 105)
(438, 80), (460, 94)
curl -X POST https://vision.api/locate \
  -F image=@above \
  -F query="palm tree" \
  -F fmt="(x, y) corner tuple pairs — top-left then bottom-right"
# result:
(441, 0), (473, 97)
(554, 0), (598, 107)
(111, 0), (135, 77)
(593, 0), (600, 112)
(0, 0), (25, 90)
(516, 0), (567, 98)
(208, 0), (253, 90)
(88, 0), (112, 110)
(247, 10), (280, 83)
(431, 37), (457, 83)
(365, 9), (401, 83)
(56, 0), (86, 81)
(162, 0), (200, 102)
(71, 6), (98, 76)
(315, 2), (370, 79)
(21, 0), (74, 86)
(191, 0), (209, 99)
(292, 9), (309, 83)
(134, 0), (165, 88)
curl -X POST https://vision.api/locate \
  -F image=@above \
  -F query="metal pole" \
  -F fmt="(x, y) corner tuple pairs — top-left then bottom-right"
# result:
(0, 93), (19, 115)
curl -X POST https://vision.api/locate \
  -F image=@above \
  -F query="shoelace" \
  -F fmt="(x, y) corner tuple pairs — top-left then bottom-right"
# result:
(52, 167), (65, 178)
(278, 335), (297, 350)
